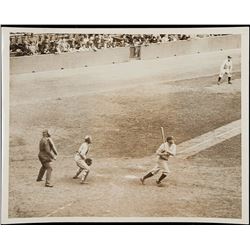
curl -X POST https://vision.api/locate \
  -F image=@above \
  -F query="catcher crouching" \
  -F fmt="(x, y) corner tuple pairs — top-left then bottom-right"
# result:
(73, 135), (93, 184)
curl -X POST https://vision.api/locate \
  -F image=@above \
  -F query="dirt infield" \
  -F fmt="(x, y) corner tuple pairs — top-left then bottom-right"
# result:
(8, 50), (242, 220)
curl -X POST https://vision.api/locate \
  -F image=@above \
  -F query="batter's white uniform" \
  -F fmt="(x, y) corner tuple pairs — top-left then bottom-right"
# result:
(219, 59), (233, 78)
(150, 142), (176, 175)
(74, 142), (90, 172)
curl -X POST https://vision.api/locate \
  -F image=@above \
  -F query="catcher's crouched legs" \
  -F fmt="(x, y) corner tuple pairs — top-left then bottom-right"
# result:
(80, 169), (90, 184)
(73, 168), (83, 179)
(74, 157), (92, 184)
(75, 159), (90, 184)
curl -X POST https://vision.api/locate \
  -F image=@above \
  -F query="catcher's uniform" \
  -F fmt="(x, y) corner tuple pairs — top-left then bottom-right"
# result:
(73, 142), (91, 183)
(150, 142), (176, 175)
(219, 59), (233, 78)
(74, 142), (90, 171)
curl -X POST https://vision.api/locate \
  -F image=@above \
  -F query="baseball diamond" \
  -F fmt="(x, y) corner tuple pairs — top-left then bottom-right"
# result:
(5, 30), (244, 223)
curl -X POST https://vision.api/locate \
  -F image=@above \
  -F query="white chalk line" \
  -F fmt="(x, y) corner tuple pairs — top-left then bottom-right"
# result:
(178, 125), (240, 155)
(46, 201), (74, 217)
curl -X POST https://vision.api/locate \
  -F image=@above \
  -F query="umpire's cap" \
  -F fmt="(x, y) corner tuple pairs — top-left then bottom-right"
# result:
(42, 129), (51, 137)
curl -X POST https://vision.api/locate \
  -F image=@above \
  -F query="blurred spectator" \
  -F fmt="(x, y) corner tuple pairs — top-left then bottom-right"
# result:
(168, 34), (178, 42)
(161, 35), (169, 43)
(41, 44), (50, 54)
(10, 37), (18, 52)
(89, 41), (98, 52)
(28, 42), (38, 55)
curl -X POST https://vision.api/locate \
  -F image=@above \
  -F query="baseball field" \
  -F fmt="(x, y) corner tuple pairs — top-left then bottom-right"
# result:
(8, 48), (242, 221)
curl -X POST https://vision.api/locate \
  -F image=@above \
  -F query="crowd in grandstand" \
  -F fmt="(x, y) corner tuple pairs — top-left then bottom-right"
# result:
(9, 33), (224, 56)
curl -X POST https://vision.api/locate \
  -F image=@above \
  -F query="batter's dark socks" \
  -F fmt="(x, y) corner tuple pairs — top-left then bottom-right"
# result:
(228, 77), (231, 83)
(158, 174), (167, 182)
(143, 172), (154, 180)
(218, 77), (221, 82)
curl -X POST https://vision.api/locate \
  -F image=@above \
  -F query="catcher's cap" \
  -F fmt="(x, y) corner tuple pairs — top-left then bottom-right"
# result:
(42, 129), (51, 137)
(166, 136), (174, 141)
(84, 135), (92, 142)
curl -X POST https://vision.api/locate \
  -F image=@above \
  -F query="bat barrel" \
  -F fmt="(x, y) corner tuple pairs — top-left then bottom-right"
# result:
(161, 127), (166, 143)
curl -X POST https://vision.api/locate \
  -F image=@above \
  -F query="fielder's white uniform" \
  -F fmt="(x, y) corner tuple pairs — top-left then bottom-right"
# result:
(150, 142), (176, 175)
(219, 59), (233, 78)
(74, 142), (90, 173)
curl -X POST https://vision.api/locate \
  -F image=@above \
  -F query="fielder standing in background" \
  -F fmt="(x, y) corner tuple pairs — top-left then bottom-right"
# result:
(37, 129), (58, 187)
(73, 135), (92, 184)
(140, 136), (176, 186)
(217, 56), (233, 85)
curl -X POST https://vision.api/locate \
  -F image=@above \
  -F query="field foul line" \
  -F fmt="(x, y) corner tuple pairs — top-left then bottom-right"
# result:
(178, 126), (240, 154)
(177, 120), (241, 158)
(45, 201), (74, 217)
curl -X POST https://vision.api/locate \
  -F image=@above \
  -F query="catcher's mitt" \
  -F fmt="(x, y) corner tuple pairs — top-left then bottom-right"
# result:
(85, 158), (92, 166)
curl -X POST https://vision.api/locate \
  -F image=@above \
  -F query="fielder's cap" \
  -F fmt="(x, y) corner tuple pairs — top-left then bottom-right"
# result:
(167, 136), (174, 141)
(42, 129), (51, 136)
(228, 56), (232, 59)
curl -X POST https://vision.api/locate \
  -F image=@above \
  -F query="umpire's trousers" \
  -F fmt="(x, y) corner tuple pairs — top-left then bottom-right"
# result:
(37, 162), (53, 184)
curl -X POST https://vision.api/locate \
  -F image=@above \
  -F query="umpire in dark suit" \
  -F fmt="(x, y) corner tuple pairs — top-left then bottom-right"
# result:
(36, 129), (58, 187)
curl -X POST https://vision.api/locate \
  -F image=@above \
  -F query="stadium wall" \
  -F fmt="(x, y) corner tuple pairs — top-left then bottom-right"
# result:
(10, 47), (130, 74)
(10, 35), (240, 74)
(140, 35), (241, 60)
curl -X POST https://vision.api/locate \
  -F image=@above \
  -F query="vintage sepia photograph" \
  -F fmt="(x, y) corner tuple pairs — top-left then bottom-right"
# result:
(1, 26), (249, 224)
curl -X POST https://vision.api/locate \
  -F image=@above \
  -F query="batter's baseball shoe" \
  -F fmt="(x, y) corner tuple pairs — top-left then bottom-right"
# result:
(228, 82), (232, 84)
(72, 176), (79, 179)
(36, 179), (43, 182)
(80, 181), (88, 184)
(156, 180), (161, 185)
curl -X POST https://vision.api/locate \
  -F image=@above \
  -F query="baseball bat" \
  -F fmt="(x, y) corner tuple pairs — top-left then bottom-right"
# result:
(160, 127), (169, 160)
(161, 127), (166, 144)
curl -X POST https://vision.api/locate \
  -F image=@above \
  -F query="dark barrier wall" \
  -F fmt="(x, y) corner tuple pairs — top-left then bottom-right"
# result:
(140, 35), (241, 60)
(10, 35), (240, 74)
(10, 47), (130, 74)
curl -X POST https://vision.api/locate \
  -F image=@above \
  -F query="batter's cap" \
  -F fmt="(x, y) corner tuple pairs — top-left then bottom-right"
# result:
(166, 136), (174, 141)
